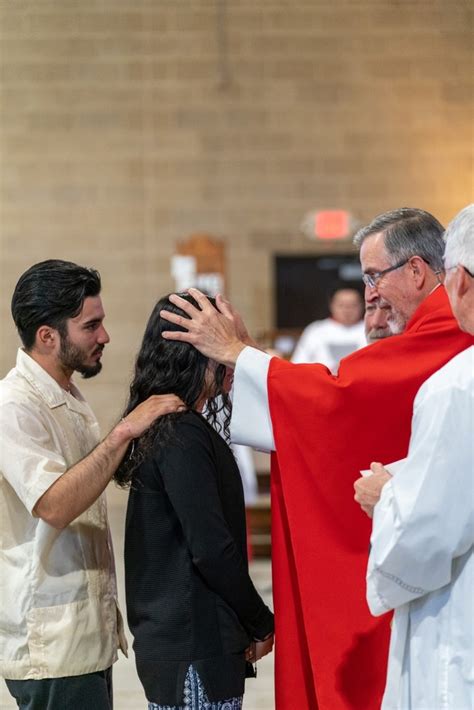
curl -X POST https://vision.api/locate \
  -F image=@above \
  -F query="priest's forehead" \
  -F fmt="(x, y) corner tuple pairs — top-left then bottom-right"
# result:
(359, 232), (392, 272)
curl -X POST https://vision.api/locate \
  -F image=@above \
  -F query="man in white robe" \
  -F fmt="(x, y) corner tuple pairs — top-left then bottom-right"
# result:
(291, 287), (366, 371)
(354, 203), (474, 709)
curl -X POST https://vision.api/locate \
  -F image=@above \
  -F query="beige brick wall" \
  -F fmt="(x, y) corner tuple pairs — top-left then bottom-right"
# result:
(1, 0), (472, 428)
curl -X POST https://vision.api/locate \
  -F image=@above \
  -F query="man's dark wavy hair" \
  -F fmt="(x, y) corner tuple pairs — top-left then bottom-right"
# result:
(11, 259), (101, 349)
(114, 293), (231, 488)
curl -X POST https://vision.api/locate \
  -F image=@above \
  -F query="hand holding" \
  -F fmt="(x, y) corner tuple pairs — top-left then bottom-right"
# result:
(354, 462), (392, 518)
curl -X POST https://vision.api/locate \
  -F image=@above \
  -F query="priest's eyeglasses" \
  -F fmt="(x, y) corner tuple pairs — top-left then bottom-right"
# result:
(362, 259), (409, 289)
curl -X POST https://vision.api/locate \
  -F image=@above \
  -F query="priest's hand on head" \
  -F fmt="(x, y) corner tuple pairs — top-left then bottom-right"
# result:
(353, 463), (392, 518)
(215, 293), (255, 346)
(160, 288), (250, 368)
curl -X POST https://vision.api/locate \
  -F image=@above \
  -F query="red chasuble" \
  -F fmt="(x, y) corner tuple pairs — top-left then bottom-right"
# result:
(267, 286), (473, 710)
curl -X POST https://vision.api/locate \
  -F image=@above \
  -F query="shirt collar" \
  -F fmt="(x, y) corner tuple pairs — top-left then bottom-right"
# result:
(15, 348), (87, 412)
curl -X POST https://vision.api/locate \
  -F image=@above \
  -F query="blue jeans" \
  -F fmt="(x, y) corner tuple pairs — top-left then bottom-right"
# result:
(5, 667), (113, 710)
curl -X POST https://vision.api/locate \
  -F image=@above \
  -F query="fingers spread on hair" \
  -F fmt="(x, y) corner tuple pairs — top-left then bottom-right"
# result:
(216, 293), (233, 318)
(162, 329), (194, 342)
(167, 293), (199, 314)
(160, 310), (189, 328)
(188, 287), (213, 311)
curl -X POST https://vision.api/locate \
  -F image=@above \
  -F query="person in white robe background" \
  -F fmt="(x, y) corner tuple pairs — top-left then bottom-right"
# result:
(291, 286), (366, 372)
(354, 203), (474, 710)
(210, 398), (259, 505)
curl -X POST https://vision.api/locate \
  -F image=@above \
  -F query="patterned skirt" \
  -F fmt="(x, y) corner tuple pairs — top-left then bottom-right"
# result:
(148, 664), (243, 710)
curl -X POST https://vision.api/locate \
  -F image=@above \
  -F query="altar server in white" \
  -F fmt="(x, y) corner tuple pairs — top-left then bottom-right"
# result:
(354, 203), (474, 710)
(291, 286), (365, 372)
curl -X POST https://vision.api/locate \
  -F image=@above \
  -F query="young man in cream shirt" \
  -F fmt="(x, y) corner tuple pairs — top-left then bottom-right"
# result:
(1, 259), (182, 710)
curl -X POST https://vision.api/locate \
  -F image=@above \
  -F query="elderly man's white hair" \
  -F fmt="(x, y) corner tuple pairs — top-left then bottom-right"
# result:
(444, 204), (474, 274)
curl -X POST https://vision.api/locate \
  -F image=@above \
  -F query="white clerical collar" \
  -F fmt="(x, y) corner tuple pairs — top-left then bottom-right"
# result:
(429, 282), (442, 296)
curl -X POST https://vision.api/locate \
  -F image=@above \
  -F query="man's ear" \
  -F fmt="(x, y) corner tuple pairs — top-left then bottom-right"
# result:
(455, 266), (471, 298)
(409, 256), (429, 288)
(35, 325), (60, 352)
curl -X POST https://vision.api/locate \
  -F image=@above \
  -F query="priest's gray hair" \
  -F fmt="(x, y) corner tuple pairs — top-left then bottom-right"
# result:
(443, 204), (474, 273)
(353, 208), (445, 271)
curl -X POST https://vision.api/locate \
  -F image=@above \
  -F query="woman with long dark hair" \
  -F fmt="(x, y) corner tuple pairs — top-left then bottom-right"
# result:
(115, 294), (274, 710)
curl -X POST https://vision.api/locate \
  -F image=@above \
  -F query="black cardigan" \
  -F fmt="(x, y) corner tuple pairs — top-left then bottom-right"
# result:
(124, 410), (274, 705)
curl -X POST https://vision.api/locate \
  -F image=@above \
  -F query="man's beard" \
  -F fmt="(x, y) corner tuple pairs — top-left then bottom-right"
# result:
(387, 312), (407, 335)
(59, 335), (103, 379)
(376, 298), (409, 335)
(366, 327), (391, 344)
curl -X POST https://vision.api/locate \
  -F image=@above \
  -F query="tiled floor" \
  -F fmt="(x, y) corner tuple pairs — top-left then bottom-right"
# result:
(1, 485), (275, 710)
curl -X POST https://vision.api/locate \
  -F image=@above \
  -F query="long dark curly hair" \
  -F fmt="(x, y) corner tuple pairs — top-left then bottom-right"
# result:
(114, 293), (231, 488)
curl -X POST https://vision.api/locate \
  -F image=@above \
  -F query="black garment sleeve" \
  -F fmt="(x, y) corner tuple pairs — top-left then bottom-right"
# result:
(155, 417), (273, 640)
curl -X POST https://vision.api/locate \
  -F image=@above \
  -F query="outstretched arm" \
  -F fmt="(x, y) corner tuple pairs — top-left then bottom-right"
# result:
(161, 288), (259, 367)
(32, 395), (184, 529)
(162, 288), (276, 450)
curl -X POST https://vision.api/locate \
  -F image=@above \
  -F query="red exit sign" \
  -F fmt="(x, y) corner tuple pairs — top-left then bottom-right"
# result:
(314, 210), (351, 239)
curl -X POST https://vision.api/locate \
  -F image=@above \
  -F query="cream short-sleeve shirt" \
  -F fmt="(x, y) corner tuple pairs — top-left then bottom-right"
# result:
(0, 349), (126, 680)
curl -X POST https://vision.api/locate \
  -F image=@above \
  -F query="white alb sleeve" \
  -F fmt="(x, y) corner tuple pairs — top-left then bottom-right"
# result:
(366, 379), (473, 616)
(231, 347), (275, 452)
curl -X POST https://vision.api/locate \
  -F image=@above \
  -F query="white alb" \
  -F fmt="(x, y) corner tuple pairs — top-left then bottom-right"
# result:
(368, 346), (474, 709)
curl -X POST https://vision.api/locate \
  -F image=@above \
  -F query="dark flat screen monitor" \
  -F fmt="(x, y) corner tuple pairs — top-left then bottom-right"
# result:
(275, 254), (363, 329)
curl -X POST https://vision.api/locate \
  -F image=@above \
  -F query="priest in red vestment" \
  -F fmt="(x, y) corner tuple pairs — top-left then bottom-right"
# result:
(160, 208), (474, 709)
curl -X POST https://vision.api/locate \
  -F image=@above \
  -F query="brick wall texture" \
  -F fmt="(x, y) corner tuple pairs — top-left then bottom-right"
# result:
(1, 0), (472, 427)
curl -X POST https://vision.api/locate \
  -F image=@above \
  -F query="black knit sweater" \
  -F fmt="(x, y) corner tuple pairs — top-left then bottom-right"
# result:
(124, 410), (274, 705)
